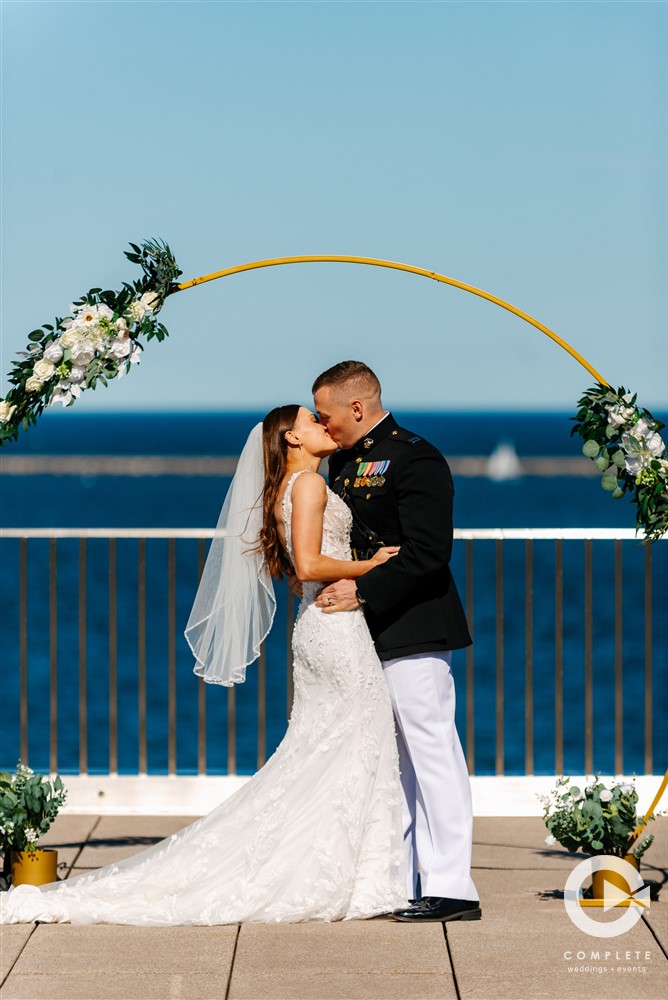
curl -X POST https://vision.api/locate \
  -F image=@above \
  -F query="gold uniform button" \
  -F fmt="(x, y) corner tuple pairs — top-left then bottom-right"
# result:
(344, 478), (350, 486)
(392, 430), (398, 436)
(366, 493), (372, 500)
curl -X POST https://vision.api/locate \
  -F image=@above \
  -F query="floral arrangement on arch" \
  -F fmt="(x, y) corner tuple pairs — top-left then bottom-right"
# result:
(571, 384), (667, 543)
(0, 239), (181, 445)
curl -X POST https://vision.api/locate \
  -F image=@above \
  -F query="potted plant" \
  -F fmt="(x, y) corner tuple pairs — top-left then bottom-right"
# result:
(0, 760), (67, 888)
(540, 775), (657, 899)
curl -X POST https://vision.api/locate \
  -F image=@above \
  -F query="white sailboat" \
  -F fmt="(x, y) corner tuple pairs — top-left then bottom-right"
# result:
(486, 440), (522, 481)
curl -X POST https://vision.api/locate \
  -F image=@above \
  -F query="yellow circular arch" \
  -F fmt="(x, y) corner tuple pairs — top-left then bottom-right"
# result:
(176, 254), (609, 386)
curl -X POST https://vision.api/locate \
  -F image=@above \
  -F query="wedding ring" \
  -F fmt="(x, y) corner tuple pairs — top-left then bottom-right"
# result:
(327, 598), (334, 606)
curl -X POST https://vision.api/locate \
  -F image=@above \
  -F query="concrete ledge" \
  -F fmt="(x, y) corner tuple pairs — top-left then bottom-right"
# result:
(57, 774), (666, 817)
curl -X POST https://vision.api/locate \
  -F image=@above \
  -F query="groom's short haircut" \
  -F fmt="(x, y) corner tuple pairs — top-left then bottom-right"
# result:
(312, 361), (382, 401)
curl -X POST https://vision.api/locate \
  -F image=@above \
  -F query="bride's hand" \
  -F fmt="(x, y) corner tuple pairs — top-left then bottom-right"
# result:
(371, 546), (400, 566)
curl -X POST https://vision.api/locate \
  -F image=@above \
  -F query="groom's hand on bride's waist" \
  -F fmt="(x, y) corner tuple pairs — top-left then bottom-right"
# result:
(316, 580), (361, 613)
(287, 568), (303, 600)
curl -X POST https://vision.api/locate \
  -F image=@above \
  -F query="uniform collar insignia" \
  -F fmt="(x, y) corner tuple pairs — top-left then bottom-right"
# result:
(352, 413), (397, 454)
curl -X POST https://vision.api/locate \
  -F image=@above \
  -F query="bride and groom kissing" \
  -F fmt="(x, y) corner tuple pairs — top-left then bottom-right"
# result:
(1, 360), (481, 927)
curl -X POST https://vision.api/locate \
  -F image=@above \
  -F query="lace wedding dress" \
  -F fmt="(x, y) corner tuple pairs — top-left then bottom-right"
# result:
(1, 472), (406, 925)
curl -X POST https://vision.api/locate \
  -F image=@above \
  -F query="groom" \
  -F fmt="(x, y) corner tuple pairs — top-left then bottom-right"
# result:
(312, 361), (481, 923)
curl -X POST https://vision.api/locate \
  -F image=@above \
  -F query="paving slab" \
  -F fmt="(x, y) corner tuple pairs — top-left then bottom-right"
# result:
(228, 920), (455, 1000)
(10, 923), (237, 975)
(0, 925), (34, 983)
(0, 972), (229, 999)
(233, 920), (450, 974)
(447, 868), (667, 1000)
(228, 971), (456, 999)
(75, 815), (199, 868)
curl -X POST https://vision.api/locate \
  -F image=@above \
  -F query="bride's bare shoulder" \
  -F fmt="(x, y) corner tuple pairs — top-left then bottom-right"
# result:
(290, 471), (327, 501)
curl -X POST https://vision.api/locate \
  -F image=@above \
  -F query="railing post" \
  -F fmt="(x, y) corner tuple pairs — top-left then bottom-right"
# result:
(109, 538), (118, 775)
(524, 539), (533, 775)
(19, 537), (28, 766)
(554, 539), (563, 775)
(614, 540), (623, 775)
(168, 538), (177, 776)
(644, 544), (653, 774)
(495, 539), (504, 776)
(49, 538), (58, 774)
(465, 539), (474, 773)
(138, 538), (147, 775)
(78, 538), (87, 775)
(197, 539), (207, 776)
(584, 539), (593, 775)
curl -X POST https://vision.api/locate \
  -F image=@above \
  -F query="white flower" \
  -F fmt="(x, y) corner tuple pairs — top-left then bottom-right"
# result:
(69, 366), (86, 384)
(25, 375), (44, 392)
(0, 400), (16, 423)
(24, 826), (38, 844)
(72, 303), (113, 327)
(619, 783), (634, 795)
(43, 342), (64, 363)
(106, 338), (131, 360)
(70, 342), (95, 366)
(606, 403), (635, 430)
(545, 834), (556, 846)
(139, 291), (160, 314)
(599, 789), (613, 802)
(58, 330), (82, 350)
(622, 419), (665, 475)
(115, 317), (129, 340)
(33, 358), (56, 381)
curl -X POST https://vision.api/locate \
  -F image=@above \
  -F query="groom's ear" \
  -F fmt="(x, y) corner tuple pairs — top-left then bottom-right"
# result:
(351, 399), (364, 420)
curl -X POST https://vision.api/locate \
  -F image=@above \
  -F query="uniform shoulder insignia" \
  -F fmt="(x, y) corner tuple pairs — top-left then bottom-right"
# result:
(392, 427), (423, 445)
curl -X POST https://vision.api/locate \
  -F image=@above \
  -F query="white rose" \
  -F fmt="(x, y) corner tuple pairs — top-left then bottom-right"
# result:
(127, 301), (146, 323)
(69, 366), (86, 384)
(25, 375), (44, 392)
(43, 342), (64, 363)
(0, 400), (16, 423)
(619, 783), (634, 795)
(106, 338), (132, 360)
(70, 342), (95, 365)
(599, 789), (612, 802)
(544, 835), (556, 846)
(59, 330), (81, 350)
(33, 358), (56, 381)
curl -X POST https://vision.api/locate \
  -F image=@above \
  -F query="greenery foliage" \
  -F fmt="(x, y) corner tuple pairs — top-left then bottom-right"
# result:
(540, 775), (655, 860)
(0, 761), (67, 855)
(571, 383), (667, 542)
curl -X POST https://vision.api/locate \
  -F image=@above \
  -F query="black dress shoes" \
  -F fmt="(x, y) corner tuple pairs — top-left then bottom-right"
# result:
(391, 896), (482, 923)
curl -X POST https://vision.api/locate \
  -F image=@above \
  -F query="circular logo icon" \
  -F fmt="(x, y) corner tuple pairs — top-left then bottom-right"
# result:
(564, 856), (650, 938)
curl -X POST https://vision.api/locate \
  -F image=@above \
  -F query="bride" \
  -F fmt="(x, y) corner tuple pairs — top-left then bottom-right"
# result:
(0, 405), (408, 925)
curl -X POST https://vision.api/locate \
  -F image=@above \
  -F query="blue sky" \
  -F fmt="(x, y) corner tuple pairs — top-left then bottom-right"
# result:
(1, 0), (666, 412)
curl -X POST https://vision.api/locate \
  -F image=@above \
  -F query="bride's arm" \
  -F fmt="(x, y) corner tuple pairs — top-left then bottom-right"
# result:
(290, 472), (392, 582)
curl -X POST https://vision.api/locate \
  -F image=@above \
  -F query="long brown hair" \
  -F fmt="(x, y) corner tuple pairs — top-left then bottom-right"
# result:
(259, 404), (300, 579)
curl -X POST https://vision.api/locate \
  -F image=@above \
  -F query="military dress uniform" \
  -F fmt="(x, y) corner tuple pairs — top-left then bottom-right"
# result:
(329, 413), (478, 902)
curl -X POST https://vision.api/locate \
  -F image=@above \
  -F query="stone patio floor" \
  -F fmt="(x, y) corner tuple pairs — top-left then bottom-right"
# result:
(1, 815), (666, 1000)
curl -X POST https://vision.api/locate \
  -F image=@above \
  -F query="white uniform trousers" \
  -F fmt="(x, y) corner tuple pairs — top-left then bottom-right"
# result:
(382, 650), (478, 901)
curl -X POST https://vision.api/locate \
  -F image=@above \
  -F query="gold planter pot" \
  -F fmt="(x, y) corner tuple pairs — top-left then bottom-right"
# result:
(11, 848), (58, 887)
(591, 853), (639, 900)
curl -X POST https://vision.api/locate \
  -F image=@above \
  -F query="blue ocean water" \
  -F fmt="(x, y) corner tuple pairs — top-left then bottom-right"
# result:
(1, 411), (666, 777)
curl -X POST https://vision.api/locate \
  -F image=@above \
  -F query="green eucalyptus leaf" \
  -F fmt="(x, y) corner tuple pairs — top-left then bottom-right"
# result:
(601, 475), (618, 492)
(582, 440), (600, 459)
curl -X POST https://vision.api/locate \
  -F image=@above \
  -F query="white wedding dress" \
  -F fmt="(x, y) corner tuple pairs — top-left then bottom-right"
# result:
(1, 472), (407, 925)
